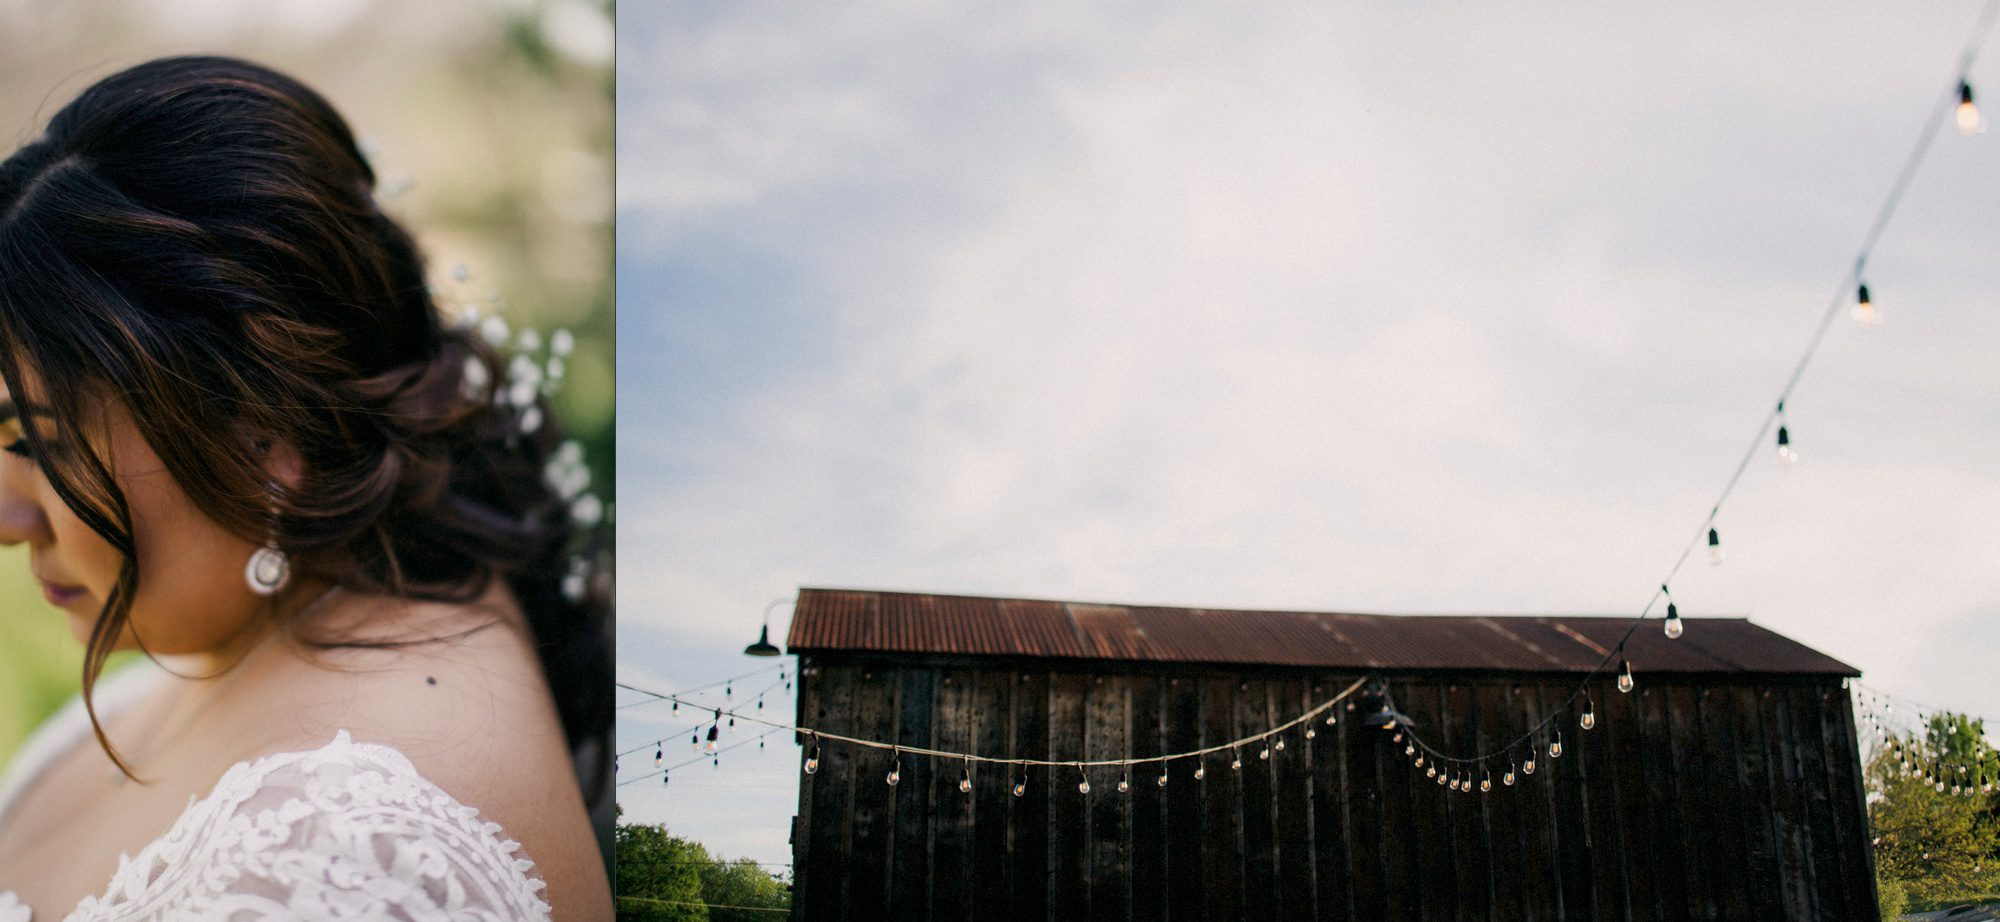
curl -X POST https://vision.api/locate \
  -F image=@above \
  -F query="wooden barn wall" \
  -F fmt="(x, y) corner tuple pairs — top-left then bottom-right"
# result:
(791, 657), (1874, 922)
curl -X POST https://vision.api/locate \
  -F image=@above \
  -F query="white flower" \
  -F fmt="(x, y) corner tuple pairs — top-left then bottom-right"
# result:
(570, 494), (603, 527)
(479, 315), (509, 347)
(459, 356), (490, 400)
(550, 329), (574, 356)
(519, 405), (543, 434)
(516, 329), (542, 352)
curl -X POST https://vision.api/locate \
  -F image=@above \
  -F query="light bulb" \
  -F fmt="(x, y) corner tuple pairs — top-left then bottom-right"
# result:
(1580, 699), (1596, 730)
(1617, 658), (1635, 694)
(1392, 731), (1403, 743)
(1259, 746), (1270, 761)
(1426, 765), (1438, 778)
(960, 767), (972, 794)
(1194, 765), (1206, 780)
(1231, 754), (1242, 771)
(805, 755), (820, 775)
(1079, 778), (1091, 794)
(1551, 732), (1564, 758)
(1405, 743), (1416, 756)
(1305, 727), (1316, 740)
(1708, 527), (1724, 565)
(1853, 282), (1876, 325)
(1117, 774), (1129, 794)
(1481, 771), (1492, 792)
(1665, 605), (1684, 639)
(1275, 738), (1286, 752)
(1415, 753), (1425, 767)
(1524, 755), (1536, 775)
(1158, 770), (1169, 788)
(887, 767), (900, 786)
(1776, 425), (1796, 464)
(706, 740), (718, 753)
(655, 744), (663, 768)
(1325, 713), (1337, 725)
(1435, 771), (1447, 786)
(1013, 778), (1026, 797)
(1959, 80), (1984, 135)
(663, 772), (670, 786)
(1504, 767), (1517, 786)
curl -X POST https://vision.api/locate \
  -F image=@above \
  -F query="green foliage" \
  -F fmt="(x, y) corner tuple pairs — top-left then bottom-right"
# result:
(1868, 713), (2000, 914)
(615, 819), (790, 922)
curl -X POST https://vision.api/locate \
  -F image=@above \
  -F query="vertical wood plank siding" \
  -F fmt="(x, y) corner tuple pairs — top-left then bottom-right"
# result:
(793, 659), (1873, 921)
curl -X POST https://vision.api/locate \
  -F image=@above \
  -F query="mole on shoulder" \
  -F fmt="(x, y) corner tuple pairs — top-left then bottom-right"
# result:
(426, 676), (438, 686)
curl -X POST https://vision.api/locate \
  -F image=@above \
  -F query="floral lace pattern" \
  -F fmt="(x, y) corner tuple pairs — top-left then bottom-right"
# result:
(2, 731), (549, 922)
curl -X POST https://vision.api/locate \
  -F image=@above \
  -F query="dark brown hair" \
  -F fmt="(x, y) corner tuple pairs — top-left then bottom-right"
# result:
(0, 56), (610, 796)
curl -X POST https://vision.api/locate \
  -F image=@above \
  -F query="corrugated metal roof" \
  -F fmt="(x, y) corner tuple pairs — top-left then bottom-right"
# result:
(786, 588), (1859, 676)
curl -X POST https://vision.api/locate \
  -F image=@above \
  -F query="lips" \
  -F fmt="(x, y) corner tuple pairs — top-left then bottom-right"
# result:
(38, 578), (87, 607)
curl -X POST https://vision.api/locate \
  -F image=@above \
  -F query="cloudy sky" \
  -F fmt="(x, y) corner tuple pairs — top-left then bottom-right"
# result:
(617, 3), (2000, 864)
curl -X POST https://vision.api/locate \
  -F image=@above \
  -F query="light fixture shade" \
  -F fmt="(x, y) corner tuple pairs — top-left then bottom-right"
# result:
(1355, 685), (1415, 731)
(744, 623), (782, 657)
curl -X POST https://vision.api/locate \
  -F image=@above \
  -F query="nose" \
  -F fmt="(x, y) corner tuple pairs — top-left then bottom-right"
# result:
(0, 457), (51, 546)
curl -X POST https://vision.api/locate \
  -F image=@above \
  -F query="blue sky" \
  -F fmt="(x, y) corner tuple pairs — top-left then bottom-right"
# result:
(618, 3), (2000, 865)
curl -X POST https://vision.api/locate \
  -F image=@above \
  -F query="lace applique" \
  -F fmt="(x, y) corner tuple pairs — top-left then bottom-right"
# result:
(62, 731), (550, 922)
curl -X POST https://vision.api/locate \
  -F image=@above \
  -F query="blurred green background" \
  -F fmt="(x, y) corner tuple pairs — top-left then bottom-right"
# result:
(0, 0), (614, 767)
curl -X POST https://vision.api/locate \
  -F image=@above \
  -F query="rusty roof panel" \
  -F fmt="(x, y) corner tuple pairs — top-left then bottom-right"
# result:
(785, 588), (1858, 676)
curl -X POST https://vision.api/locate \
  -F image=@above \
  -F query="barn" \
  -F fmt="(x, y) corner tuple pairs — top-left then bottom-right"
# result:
(785, 587), (1874, 921)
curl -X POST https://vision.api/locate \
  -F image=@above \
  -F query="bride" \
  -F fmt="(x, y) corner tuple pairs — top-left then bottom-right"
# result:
(0, 57), (612, 919)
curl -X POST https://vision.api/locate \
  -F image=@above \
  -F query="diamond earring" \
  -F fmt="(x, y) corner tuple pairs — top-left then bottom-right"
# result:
(245, 515), (290, 595)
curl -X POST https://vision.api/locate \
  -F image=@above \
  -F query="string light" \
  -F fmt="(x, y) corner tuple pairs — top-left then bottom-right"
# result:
(1077, 765), (1090, 795)
(1230, 748), (1242, 772)
(1580, 697), (1596, 731)
(1194, 763), (1206, 781)
(887, 748), (901, 787)
(1481, 769), (1492, 792)
(1504, 765), (1517, 786)
(1550, 730), (1564, 758)
(1117, 772), (1130, 794)
(654, 742), (663, 768)
(1617, 655), (1635, 694)
(960, 760), (973, 794)
(804, 737), (820, 775)
(1158, 768), (1169, 788)
(1523, 751), (1537, 775)
(1013, 769), (1027, 797)
(1853, 281), (1876, 325)
(1959, 79), (1984, 135)
(1275, 736), (1286, 752)
(1259, 743), (1271, 761)
(1708, 527), (1724, 565)
(1662, 584), (1684, 639)
(1776, 402), (1797, 463)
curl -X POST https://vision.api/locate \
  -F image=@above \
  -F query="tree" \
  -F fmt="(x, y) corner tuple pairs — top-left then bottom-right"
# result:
(1868, 713), (2000, 914)
(615, 813), (791, 921)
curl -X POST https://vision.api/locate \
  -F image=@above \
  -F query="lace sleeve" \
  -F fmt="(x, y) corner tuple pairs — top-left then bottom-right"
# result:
(69, 731), (551, 922)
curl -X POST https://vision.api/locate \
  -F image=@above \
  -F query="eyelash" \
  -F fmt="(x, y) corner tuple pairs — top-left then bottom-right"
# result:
(4, 438), (32, 462)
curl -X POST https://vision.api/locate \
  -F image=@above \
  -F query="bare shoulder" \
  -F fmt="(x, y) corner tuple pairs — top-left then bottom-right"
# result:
(213, 587), (610, 919)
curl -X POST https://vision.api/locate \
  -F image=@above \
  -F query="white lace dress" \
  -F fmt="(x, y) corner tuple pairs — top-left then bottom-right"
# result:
(0, 663), (551, 921)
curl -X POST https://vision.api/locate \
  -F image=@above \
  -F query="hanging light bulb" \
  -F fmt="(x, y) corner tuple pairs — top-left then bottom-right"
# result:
(1618, 657), (1635, 694)
(1078, 766), (1091, 795)
(1580, 697), (1596, 730)
(663, 771), (671, 786)
(671, 700), (679, 714)
(1776, 407), (1797, 464)
(1392, 731), (1403, 743)
(1405, 743), (1416, 756)
(887, 747), (901, 786)
(1305, 726), (1317, 740)
(1524, 751), (1537, 774)
(1959, 79), (1984, 135)
(960, 763), (973, 795)
(804, 743), (821, 775)
(1550, 730), (1564, 758)
(706, 724), (720, 753)
(1414, 753), (1425, 767)
(1325, 712), (1337, 726)
(1194, 764), (1207, 781)
(1231, 749), (1242, 771)
(1504, 765), (1517, 786)
(1275, 737), (1286, 752)
(1158, 769), (1169, 788)
(1665, 602), (1683, 639)
(1259, 744), (1271, 761)
(654, 743), (663, 768)
(1853, 281), (1877, 325)
(1426, 764), (1438, 778)
(1481, 770), (1492, 792)
(1013, 769), (1027, 797)
(1117, 773), (1130, 794)
(1708, 527), (1724, 565)
(1435, 770), (1447, 786)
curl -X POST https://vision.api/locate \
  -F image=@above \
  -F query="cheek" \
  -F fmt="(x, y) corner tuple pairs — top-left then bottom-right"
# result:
(118, 463), (264, 653)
